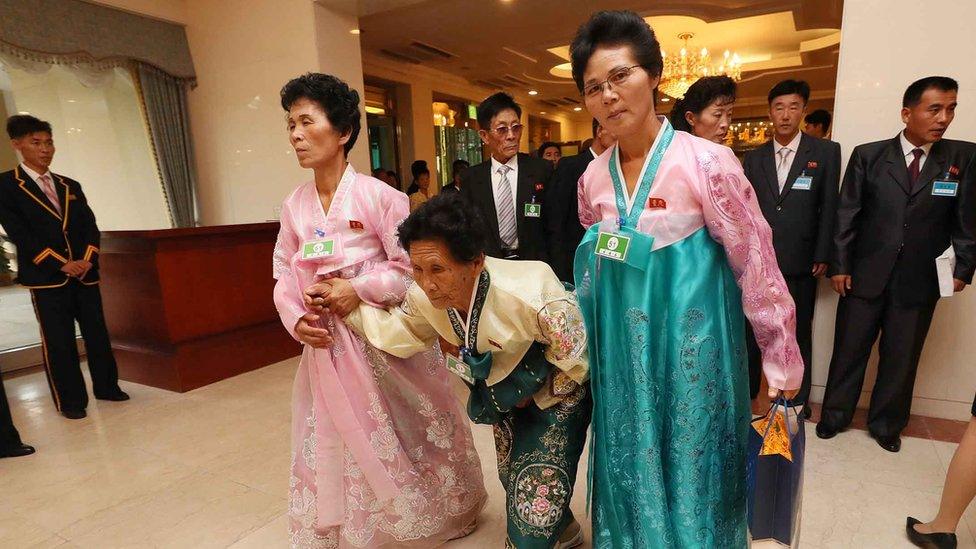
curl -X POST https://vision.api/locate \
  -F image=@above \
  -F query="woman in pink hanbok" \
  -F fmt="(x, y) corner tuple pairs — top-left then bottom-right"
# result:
(272, 73), (487, 548)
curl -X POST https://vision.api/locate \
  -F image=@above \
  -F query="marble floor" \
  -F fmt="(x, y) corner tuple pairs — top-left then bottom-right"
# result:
(1, 357), (975, 549)
(0, 285), (43, 350)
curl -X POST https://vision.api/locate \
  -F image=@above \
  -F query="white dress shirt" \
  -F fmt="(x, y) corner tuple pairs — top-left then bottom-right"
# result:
(899, 131), (933, 170)
(20, 163), (53, 185)
(490, 154), (519, 248)
(773, 131), (803, 191)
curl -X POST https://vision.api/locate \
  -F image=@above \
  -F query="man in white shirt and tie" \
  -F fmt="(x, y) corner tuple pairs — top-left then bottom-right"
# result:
(742, 79), (841, 418)
(0, 115), (129, 421)
(461, 92), (553, 264)
(818, 76), (976, 452)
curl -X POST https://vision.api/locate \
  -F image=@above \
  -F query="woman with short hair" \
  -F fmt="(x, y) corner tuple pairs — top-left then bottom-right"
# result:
(272, 72), (486, 548)
(315, 192), (591, 549)
(668, 75), (737, 144)
(569, 11), (803, 547)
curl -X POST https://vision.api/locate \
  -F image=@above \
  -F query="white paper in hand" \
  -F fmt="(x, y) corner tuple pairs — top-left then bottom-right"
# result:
(936, 246), (956, 297)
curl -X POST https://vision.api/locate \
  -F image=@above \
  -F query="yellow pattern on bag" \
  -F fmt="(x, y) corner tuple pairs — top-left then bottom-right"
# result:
(752, 410), (793, 462)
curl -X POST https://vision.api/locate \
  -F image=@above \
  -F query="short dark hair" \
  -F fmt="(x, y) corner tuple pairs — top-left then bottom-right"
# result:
(476, 92), (521, 130)
(538, 141), (560, 157)
(410, 159), (429, 179)
(570, 10), (663, 94)
(280, 72), (361, 156)
(804, 109), (832, 131)
(452, 159), (469, 176)
(6, 115), (52, 139)
(397, 193), (487, 262)
(668, 76), (737, 133)
(903, 76), (958, 108)
(591, 118), (600, 136)
(768, 79), (810, 105)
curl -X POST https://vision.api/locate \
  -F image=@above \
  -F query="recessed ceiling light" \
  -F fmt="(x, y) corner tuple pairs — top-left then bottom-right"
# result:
(528, 90), (538, 95)
(573, 107), (582, 112)
(661, 97), (670, 102)
(350, 29), (360, 35)
(540, 111), (547, 115)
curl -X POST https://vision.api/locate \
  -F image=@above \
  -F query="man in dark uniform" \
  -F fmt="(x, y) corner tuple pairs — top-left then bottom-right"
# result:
(461, 92), (552, 264)
(817, 77), (976, 452)
(546, 118), (615, 282)
(0, 115), (129, 420)
(742, 79), (841, 417)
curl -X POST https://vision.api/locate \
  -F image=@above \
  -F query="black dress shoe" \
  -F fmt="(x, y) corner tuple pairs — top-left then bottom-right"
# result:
(873, 433), (901, 452)
(815, 422), (838, 439)
(95, 390), (130, 402)
(907, 517), (957, 548)
(0, 443), (36, 458)
(61, 409), (87, 420)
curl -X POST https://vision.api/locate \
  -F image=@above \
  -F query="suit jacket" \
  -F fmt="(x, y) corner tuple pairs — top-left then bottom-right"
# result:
(830, 135), (976, 305)
(545, 149), (595, 282)
(742, 132), (841, 276)
(0, 166), (102, 288)
(460, 152), (552, 263)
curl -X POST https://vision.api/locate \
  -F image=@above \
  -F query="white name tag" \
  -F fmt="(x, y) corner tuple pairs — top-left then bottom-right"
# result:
(792, 176), (812, 191)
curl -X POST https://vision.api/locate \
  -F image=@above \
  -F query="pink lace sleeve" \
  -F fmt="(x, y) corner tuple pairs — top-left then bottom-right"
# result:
(272, 199), (305, 341)
(349, 189), (413, 307)
(577, 173), (600, 228)
(696, 148), (803, 391)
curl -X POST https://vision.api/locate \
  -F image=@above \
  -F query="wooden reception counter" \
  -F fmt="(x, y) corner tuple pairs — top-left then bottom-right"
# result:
(98, 223), (300, 392)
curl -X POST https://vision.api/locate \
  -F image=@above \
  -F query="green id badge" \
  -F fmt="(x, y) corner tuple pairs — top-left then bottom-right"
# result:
(446, 355), (475, 384)
(594, 231), (632, 262)
(524, 203), (542, 218)
(300, 238), (336, 260)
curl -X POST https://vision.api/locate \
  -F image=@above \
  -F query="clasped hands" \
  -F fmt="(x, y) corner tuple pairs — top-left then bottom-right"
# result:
(60, 259), (92, 278)
(293, 278), (361, 348)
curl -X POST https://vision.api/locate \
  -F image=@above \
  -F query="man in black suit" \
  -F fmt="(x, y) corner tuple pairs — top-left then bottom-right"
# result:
(804, 109), (833, 140)
(442, 159), (467, 194)
(546, 119), (615, 282)
(742, 80), (841, 416)
(0, 115), (129, 420)
(461, 92), (552, 263)
(1, 374), (34, 458)
(817, 77), (976, 452)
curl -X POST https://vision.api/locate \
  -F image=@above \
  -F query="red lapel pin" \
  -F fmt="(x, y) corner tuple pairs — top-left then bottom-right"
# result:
(349, 220), (364, 230)
(807, 161), (818, 169)
(648, 197), (667, 210)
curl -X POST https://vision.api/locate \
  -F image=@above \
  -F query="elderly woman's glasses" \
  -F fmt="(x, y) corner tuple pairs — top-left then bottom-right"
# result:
(583, 65), (642, 99)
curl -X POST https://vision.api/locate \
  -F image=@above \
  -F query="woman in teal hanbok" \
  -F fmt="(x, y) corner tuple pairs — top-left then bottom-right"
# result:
(568, 11), (804, 548)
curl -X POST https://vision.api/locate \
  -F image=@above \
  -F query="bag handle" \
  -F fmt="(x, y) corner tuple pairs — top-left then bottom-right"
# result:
(760, 396), (799, 441)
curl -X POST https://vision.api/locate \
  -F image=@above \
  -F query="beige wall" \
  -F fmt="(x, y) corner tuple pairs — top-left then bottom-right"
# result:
(0, 65), (170, 230)
(810, 0), (976, 420)
(183, 0), (369, 225)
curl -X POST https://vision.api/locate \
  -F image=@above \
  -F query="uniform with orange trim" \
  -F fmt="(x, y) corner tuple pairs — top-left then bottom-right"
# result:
(0, 114), (128, 420)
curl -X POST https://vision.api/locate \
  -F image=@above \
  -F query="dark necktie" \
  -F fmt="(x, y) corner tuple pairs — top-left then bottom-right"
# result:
(908, 148), (924, 186)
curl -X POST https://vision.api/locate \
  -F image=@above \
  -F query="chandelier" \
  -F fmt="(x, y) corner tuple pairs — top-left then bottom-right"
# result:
(659, 32), (742, 99)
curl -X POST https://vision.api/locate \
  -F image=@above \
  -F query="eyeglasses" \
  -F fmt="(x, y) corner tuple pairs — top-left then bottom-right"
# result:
(488, 123), (524, 137)
(582, 65), (642, 99)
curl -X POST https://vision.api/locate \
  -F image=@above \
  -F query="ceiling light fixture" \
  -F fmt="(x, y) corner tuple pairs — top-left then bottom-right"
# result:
(540, 111), (547, 115)
(528, 90), (538, 95)
(573, 107), (582, 112)
(350, 29), (361, 35)
(660, 32), (742, 99)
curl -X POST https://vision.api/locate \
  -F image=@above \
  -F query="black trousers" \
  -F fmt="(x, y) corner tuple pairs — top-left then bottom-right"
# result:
(748, 274), (817, 403)
(0, 374), (23, 449)
(30, 280), (119, 412)
(819, 287), (938, 438)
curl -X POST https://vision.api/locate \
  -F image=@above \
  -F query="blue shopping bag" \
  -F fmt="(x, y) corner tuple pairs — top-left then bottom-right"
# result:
(746, 397), (806, 547)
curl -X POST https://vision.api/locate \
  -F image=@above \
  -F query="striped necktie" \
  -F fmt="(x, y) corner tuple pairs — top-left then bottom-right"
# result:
(496, 165), (517, 248)
(38, 174), (62, 214)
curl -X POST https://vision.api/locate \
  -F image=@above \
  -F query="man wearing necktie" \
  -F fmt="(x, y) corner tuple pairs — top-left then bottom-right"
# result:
(742, 79), (841, 417)
(0, 115), (128, 420)
(460, 92), (553, 264)
(817, 77), (976, 452)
